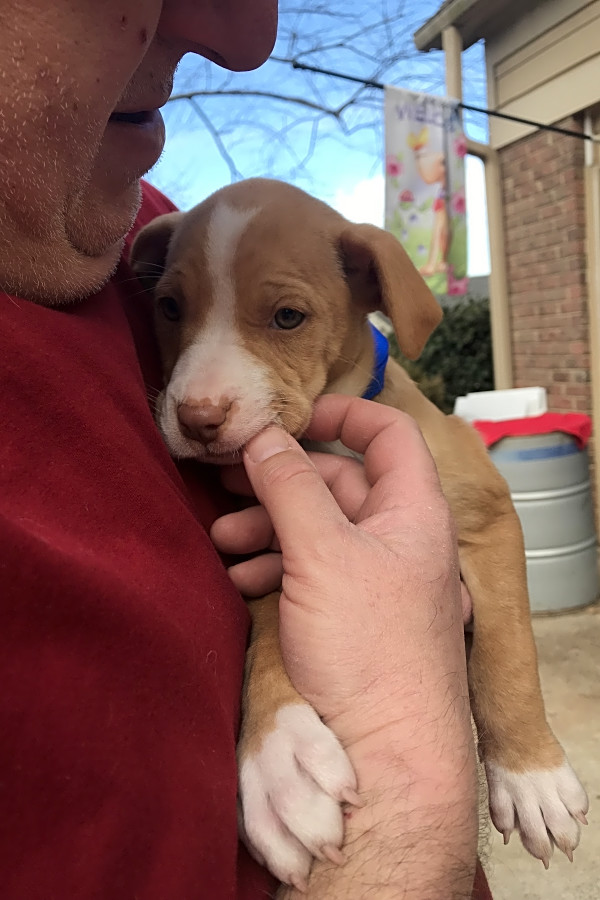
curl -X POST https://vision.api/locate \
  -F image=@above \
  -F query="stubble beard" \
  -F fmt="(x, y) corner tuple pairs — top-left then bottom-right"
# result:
(0, 63), (144, 306)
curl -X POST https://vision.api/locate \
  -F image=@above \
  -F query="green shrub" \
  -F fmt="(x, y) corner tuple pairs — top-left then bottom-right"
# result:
(389, 296), (493, 414)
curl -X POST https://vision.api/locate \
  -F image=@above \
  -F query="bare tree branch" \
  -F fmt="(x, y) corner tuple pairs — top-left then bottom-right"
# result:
(170, 89), (347, 120)
(186, 98), (244, 182)
(158, 0), (487, 191)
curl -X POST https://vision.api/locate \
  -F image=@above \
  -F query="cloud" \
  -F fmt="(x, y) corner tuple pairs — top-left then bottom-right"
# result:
(331, 176), (385, 227)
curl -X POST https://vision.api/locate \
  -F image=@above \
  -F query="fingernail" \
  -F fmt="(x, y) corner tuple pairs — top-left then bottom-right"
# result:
(245, 427), (292, 463)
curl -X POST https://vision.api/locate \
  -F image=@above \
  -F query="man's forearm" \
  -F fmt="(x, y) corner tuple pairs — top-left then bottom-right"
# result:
(278, 705), (478, 898)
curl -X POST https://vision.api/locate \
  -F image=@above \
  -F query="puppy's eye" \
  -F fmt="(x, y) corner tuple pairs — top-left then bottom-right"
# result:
(158, 296), (181, 322)
(272, 307), (305, 330)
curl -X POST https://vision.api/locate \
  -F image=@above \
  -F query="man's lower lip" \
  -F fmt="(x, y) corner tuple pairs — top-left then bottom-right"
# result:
(105, 109), (165, 168)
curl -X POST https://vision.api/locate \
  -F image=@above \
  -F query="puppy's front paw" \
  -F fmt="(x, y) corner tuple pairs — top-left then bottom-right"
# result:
(238, 703), (358, 890)
(486, 758), (589, 867)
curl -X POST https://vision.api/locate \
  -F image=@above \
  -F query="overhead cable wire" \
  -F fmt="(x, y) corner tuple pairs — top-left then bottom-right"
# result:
(289, 60), (599, 143)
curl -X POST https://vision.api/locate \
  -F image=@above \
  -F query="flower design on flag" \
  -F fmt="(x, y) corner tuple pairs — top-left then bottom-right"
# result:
(454, 135), (467, 158)
(447, 265), (469, 295)
(399, 189), (414, 203)
(451, 189), (466, 215)
(386, 156), (403, 177)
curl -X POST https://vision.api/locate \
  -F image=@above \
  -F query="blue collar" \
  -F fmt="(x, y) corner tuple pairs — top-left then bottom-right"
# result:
(362, 322), (389, 400)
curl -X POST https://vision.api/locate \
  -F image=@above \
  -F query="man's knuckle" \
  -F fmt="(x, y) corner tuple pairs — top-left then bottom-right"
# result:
(261, 457), (316, 490)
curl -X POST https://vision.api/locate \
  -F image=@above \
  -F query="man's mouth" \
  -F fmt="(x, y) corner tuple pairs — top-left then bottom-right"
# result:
(109, 110), (157, 125)
(103, 107), (166, 173)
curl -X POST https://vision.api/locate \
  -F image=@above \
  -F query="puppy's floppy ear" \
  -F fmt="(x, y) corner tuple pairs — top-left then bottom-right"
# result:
(338, 223), (443, 360)
(129, 212), (184, 292)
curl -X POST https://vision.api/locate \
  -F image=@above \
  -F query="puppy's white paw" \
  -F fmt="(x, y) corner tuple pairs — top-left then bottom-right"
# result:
(238, 703), (358, 889)
(486, 759), (589, 867)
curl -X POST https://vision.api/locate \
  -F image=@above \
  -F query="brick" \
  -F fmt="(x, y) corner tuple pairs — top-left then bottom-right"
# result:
(499, 122), (590, 435)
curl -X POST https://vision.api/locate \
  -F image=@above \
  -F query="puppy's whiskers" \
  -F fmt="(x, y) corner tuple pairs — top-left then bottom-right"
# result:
(145, 384), (163, 415)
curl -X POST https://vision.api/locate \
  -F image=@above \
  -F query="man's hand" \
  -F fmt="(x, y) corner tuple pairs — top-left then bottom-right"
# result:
(213, 395), (470, 743)
(212, 396), (478, 897)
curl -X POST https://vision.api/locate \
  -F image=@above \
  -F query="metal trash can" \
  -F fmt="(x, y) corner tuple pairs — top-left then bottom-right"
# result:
(490, 431), (599, 614)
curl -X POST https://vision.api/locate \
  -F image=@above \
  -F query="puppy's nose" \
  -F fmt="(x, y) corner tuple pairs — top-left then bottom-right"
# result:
(177, 399), (231, 445)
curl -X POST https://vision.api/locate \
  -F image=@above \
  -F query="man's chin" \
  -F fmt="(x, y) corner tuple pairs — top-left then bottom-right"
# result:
(23, 181), (142, 306)
(0, 172), (143, 306)
(66, 179), (142, 258)
(0, 237), (124, 307)
(45, 242), (125, 305)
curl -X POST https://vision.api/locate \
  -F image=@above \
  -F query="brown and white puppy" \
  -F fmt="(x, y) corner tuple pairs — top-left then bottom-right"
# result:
(131, 178), (588, 888)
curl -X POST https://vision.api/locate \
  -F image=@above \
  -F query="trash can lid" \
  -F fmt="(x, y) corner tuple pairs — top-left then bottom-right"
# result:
(472, 412), (592, 450)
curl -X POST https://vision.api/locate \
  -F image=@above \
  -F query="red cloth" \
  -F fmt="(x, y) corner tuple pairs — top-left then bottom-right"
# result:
(0, 183), (276, 900)
(473, 412), (592, 450)
(473, 860), (493, 899)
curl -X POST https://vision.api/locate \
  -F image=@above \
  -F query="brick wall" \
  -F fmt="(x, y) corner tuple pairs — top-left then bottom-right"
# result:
(498, 116), (590, 413)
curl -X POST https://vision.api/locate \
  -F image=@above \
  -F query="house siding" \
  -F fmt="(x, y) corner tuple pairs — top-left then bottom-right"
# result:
(486, 0), (600, 148)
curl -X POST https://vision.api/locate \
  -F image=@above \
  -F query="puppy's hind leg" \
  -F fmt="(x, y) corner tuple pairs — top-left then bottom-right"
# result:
(460, 514), (588, 868)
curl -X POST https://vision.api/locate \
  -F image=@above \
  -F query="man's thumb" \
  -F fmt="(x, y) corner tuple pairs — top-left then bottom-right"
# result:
(243, 426), (345, 555)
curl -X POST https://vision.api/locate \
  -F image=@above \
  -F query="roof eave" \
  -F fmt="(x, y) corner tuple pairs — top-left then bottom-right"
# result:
(414, 0), (488, 52)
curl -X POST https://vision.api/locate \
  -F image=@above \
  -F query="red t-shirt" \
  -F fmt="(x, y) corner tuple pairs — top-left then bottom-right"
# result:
(0, 183), (276, 899)
(0, 182), (492, 900)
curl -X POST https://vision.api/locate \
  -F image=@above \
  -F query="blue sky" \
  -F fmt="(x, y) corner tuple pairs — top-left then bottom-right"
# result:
(146, 1), (491, 276)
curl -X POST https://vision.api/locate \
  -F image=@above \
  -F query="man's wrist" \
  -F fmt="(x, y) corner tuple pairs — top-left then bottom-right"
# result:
(346, 708), (479, 854)
(277, 781), (478, 900)
(324, 645), (472, 753)
(277, 701), (478, 899)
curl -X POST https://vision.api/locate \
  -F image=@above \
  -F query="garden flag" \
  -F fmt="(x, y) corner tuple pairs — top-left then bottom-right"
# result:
(384, 86), (468, 296)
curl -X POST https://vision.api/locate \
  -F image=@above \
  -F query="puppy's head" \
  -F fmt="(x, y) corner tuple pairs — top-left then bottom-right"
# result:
(130, 178), (441, 463)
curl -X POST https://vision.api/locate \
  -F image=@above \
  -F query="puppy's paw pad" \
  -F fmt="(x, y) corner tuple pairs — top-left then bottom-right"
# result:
(486, 759), (588, 865)
(238, 703), (357, 885)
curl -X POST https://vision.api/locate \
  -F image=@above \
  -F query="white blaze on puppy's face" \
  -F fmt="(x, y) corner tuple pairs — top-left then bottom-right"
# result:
(158, 202), (279, 461)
